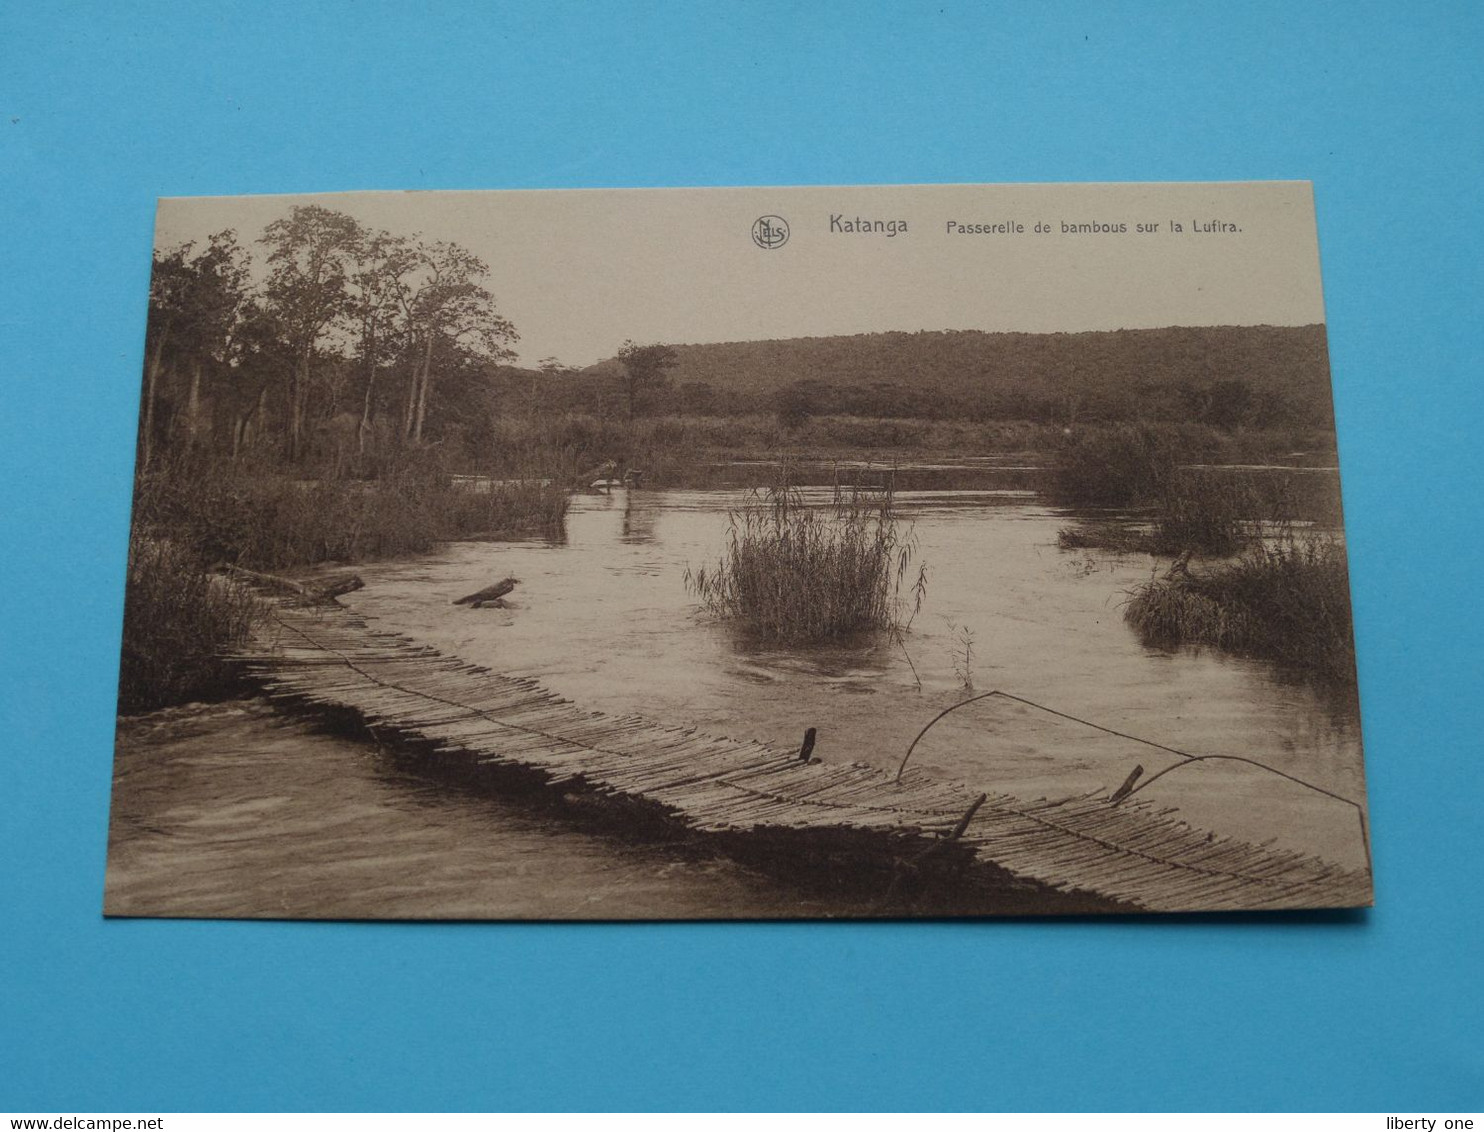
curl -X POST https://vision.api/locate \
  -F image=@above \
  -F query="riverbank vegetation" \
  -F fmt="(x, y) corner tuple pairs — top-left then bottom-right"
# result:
(122, 457), (568, 713)
(126, 204), (577, 713)
(476, 412), (1069, 484)
(1050, 423), (1356, 688)
(1052, 423), (1339, 557)
(686, 481), (926, 642)
(134, 457), (568, 573)
(1124, 536), (1356, 686)
(118, 534), (264, 714)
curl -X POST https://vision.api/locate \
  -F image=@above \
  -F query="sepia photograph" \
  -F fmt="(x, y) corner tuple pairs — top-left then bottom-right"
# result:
(104, 181), (1372, 919)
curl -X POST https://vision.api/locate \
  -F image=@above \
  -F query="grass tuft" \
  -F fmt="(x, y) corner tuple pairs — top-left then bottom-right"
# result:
(1124, 535), (1356, 685)
(686, 478), (925, 642)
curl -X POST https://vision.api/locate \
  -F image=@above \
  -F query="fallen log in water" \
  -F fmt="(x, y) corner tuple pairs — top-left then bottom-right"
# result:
(221, 564), (364, 604)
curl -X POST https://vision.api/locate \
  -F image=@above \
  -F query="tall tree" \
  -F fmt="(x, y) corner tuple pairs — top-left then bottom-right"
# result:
(532, 356), (572, 415)
(260, 206), (361, 461)
(615, 341), (677, 420)
(178, 232), (250, 450)
(346, 229), (416, 454)
(398, 242), (518, 444)
(140, 245), (196, 469)
(139, 232), (249, 466)
(222, 298), (292, 459)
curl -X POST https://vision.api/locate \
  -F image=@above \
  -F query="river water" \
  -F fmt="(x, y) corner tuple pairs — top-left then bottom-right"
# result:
(106, 700), (891, 919)
(106, 480), (1369, 920)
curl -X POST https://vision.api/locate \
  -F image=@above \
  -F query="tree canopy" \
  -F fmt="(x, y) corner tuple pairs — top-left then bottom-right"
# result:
(139, 205), (519, 471)
(615, 341), (678, 419)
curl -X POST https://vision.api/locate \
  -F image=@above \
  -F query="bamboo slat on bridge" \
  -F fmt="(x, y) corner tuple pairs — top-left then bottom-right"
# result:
(232, 601), (1373, 913)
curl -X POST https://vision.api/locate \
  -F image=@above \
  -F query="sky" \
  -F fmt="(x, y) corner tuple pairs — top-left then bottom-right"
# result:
(155, 182), (1327, 368)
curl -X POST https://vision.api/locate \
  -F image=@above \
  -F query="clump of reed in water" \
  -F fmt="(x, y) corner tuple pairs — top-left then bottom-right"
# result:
(686, 478), (926, 642)
(1145, 468), (1261, 556)
(1058, 467), (1266, 557)
(1124, 534), (1356, 685)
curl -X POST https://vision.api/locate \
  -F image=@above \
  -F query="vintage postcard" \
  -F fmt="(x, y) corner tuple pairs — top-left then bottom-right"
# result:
(106, 182), (1371, 918)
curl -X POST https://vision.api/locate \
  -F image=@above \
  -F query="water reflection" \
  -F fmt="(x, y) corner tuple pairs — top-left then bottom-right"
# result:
(620, 488), (660, 544)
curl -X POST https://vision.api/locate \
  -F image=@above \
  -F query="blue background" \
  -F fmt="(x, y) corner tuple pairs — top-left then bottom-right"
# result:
(3, 0), (1481, 1112)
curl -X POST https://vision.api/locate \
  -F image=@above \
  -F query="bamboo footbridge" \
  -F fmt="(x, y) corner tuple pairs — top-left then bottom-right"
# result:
(237, 601), (1373, 913)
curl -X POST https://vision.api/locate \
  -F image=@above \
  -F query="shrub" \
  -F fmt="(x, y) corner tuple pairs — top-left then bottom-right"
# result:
(132, 467), (568, 571)
(1050, 423), (1224, 508)
(120, 463), (569, 713)
(815, 416), (928, 450)
(1124, 535), (1356, 685)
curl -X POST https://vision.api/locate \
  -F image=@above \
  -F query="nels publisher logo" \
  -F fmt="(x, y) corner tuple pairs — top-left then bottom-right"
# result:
(751, 215), (790, 250)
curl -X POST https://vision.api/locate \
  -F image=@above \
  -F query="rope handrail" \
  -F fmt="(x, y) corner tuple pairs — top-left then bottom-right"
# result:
(237, 600), (1369, 909)
(894, 688), (1371, 870)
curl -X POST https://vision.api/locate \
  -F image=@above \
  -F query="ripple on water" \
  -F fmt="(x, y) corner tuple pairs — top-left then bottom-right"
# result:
(342, 488), (1368, 872)
(105, 701), (891, 920)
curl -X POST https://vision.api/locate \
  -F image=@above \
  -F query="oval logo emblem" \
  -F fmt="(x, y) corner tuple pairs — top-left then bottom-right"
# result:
(751, 215), (790, 250)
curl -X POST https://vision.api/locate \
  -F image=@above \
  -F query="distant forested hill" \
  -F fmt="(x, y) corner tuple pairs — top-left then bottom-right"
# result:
(651, 324), (1335, 425)
(504, 324), (1335, 428)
